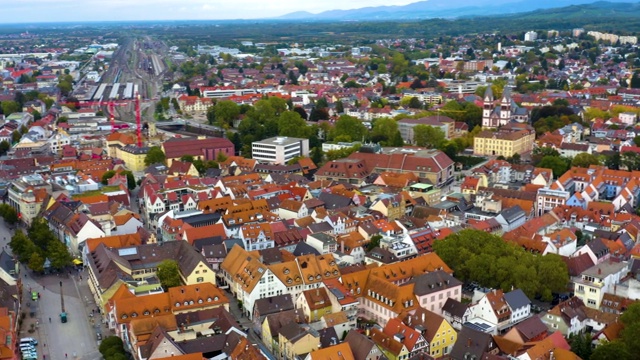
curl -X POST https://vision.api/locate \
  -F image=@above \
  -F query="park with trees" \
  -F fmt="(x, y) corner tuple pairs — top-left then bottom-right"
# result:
(434, 229), (569, 301)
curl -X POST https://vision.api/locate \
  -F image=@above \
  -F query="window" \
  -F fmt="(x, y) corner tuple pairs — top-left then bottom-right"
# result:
(197, 277), (204, 283)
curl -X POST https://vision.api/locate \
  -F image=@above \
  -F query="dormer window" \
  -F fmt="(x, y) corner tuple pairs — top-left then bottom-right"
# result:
(184, 301), (189, 306)
(198, 299), (203, 304)
(175, 302), (180, 307)
(316, 275), (321, 280)
(207, 297), (212, 302)
(284, 268), (290, 275)
(308, 275), (314, 281)
(121, 314), (128, 319)
(214, 296), (219, 301)
(325, 271), (330, 277)
(131, 312), (138, 317)
(189, 300), (194, 305)
(143, 311), (150, 316)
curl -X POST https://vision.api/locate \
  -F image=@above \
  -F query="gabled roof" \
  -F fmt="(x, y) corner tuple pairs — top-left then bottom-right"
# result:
(450, 326), (494, 360)
(514, 316), (548, 342)
(344, 330), (379, 360)
(410, 270), (462, 296)
(503, 289), (530, 310)
(308, 342), (355, 360)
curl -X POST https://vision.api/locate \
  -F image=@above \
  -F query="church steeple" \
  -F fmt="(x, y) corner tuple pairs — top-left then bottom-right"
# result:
(499, 87), (512, 126)
(482, 86), (494, 127)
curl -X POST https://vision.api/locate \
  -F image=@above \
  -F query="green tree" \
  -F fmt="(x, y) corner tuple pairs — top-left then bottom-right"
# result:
(9, 232), (36, 263)
(433, 229), (569, 299)
(538, 156), (570, 179)
(408, 97), (423, 109)
(28, 252), (45, 273)
(622, 152), (640, 171)
(311, 147), (323, 166)
(413, 125), (446, 148)
(1, 101), (20, 116)
(144, 146), (166, 166)
(11, 131), (21, 144)
(309, 107), (329, 122)
(331, 115), (367, 142)
(157, 259), (182, 290)
(371, 118), (399, 145)
(367, 234), (382, 251)
(570, 333), (593, 360)
(99, 336), (124, 355)
(101, 170), (117, 185)
(180, 155), (195, 163)
(0, 140), (10, 156)
(590, 341), (630, 360)
(620, 301), (640, 355)
(335, 101), (344, 114)
(0, 204), (18, 225)
(213, 100), (240, 128)
(571, 153), (601, 168)
(278, 111), (309, 138)
(48, 240), (73, 270)
(121, 170), (136, 190)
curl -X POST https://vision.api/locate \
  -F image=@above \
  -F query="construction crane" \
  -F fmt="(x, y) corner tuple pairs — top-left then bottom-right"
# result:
(62, 100), (126, 134)
(63, 93), (144, 147)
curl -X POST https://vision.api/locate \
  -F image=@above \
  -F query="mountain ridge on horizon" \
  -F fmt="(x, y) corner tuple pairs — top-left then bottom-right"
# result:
(275, 0), (639, 20)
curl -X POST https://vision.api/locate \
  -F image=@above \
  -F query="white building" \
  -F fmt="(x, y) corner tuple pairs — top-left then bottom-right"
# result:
(524, 31), (538, 42)
(252, 137), (309, 165)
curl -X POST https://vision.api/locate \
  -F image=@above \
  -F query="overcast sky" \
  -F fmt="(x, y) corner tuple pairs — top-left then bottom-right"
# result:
(5, 0), (420, 23)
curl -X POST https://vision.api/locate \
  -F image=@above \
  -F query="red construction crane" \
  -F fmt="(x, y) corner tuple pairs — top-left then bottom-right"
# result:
(63, 96), (144, 147)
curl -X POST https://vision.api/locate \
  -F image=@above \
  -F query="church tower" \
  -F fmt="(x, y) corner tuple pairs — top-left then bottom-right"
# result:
(482, 86), (494, 128)
(499, 87), (512, 126)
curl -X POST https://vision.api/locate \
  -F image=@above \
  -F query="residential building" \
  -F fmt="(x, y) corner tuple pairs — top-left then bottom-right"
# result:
(295, 288), (332, 323)
(540, 297), (588, 337)
(343, 330), (385, 360)
(503, 289), (531, 325)
(117, 146), (149, 173)
(574, 261), (629, 309)
(252, 137), (310, 165)
(410, 270), (463, 315)
(536, 188), (570, 217)
(403, 308), (457, 358)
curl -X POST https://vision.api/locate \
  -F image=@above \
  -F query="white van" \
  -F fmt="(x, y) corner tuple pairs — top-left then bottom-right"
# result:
(20, 337), (37, 345)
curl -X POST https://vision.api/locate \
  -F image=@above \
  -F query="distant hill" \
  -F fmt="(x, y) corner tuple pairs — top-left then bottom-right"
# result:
(276, 0), (640, 21)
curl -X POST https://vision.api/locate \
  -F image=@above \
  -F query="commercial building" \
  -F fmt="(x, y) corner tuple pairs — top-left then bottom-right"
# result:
(252, 137), (309, 165)
(8, 174), (51, 226)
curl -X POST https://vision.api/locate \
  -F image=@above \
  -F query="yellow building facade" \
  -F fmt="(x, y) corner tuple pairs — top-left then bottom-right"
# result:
(473, 126), (535, 158)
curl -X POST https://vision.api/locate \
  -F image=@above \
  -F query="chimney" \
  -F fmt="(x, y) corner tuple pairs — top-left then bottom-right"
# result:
(467, 339), (472, 347)
(341, 240), (345, 253)
(422, 312), (425, 322)
(598, 268), (602, 275)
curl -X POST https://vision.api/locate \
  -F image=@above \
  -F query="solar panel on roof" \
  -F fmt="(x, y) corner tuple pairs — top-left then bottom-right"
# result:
(329, 288), (345, 300)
